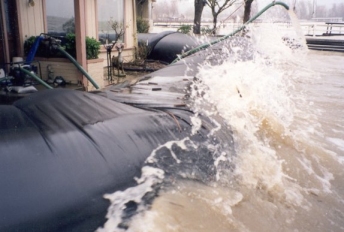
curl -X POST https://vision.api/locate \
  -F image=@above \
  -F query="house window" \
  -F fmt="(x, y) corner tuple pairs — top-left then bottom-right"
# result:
(97, 0), (124, 44)
(46, 0), (75, 35)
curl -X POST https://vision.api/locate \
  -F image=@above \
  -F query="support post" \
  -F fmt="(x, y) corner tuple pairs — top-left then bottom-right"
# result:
(74, 0), (87, 89)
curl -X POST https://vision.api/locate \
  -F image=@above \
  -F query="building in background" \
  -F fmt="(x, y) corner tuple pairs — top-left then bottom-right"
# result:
(136, 0), (156, 32)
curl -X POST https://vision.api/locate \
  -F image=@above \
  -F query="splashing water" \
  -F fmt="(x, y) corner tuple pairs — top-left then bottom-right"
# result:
(99, 11), (344, 232)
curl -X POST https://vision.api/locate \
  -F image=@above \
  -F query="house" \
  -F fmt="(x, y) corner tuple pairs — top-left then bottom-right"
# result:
(0, 0), (155, 91)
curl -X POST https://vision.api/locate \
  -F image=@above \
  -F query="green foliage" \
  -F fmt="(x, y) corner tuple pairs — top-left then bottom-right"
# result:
(66, 34), (101, 59)
(24, 36), (37, 55)
(86, 36), (101, 59)
(177, 24), (192, 34)
(24, 36), (54, 57)
(136, 18), (150, 33)
(64, 33), (76, 58)
(24, 33), (101, 60)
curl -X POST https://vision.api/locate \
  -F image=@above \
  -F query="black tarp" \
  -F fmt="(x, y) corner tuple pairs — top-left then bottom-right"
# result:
(0, 89), (202, 231)
(0, 33), (248, 232)
(138, 32), (199, 63)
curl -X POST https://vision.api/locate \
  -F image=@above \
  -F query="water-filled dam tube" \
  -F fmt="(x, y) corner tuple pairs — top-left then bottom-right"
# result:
(1, 35), (248, 232)
(0, 86), (235, 231)
(138, 32), (200, 63)
(0, 88), (216, 231)
(0, 26), (241, 232)
(0, 35), (239, 229)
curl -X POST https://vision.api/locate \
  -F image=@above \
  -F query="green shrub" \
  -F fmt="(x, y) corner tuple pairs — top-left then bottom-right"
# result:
(86, 36), (101, 59)
(24, 33), (101, 60)
(177, 25), (192, 34)
(64, 33), (76, 58)
(24, 36), (36, 55)
(137, 18), (150, 33)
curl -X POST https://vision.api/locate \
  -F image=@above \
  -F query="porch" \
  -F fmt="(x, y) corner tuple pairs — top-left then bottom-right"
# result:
(0, 61), (155, 104)
(0, 0), (154, 92)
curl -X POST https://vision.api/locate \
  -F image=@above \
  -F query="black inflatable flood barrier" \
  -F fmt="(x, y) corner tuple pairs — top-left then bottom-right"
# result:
(306, 38), (344, 52)
(0, 86), (235, 231)
(0, 34), (246, 232)
(138, 32), (200, 63)
(0, 88), (208, 231)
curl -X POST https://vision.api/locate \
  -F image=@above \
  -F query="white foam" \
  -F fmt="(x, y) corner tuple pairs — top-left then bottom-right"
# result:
(327, 137), (344, 152)
(97, 166), (165, 232)
(190, 114), (202, 135)
(190, 23), (334, 207)
(146, 138), (191, 164)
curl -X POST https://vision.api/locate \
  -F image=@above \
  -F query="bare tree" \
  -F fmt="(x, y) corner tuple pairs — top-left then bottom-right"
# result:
(243, 0), (254, 23)
(110, 21), (125, 43)
(193, 0), (207, 34)
(206, 0), (237, 34)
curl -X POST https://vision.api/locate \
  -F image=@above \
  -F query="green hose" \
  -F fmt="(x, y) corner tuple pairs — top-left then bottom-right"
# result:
(19, 66), (53, 89)
(172, 1), (290, 63)
(56, 46), (100, 89)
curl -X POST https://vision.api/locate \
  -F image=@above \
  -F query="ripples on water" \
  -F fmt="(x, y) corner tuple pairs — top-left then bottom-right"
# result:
(98, 11), (344, 232)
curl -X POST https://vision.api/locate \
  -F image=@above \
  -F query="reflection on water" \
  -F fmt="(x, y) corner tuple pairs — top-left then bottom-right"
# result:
(98, 10), (344, 232)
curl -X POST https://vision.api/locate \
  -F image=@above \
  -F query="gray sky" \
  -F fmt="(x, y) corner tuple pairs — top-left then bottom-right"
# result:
(170, 0), (343, 13)
(257, 0), (343, 9)
(46, 0), (343, 18)
(316, 0), (343, 6)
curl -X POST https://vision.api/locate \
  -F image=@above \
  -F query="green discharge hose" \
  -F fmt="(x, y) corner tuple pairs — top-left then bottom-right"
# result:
(172, 1), (290, 63)
(56, 46), (100, 90)
(19, 66), (53, 89)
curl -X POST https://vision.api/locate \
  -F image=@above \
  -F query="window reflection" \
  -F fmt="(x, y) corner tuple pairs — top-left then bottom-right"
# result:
(98, 0), (124, 44)
(46, 0), (75, 35)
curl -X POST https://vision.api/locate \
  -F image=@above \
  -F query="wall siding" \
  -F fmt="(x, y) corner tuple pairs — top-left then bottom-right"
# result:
(36, 58), (105, 90)
(87, 59), (105, 91)
(37, 60), (79, 84)
(17, 0), (45, 45)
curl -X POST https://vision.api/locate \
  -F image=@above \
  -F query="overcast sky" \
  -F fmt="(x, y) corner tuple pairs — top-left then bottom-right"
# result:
(257, 0), (342, 9)
(46, 0), (343, 18)
(316, 0), (342, 6)
(170, 0), (343, 14)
